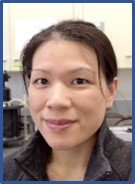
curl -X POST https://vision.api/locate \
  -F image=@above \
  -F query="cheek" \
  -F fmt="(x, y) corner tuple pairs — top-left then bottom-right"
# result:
(74, 88), (107, 127)
(28, 89), (45, 121)
(75, 88), (107, 112)
(75, 90), (106, 136)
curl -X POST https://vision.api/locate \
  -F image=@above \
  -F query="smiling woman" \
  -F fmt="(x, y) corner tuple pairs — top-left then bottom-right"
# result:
(3, 20), (131, 181)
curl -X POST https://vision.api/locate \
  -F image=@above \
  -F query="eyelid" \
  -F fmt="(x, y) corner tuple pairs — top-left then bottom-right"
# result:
(72, 78), (90, 85)
(33, 78), (49, 86)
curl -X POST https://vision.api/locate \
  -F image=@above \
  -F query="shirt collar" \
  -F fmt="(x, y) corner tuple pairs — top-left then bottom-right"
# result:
(84, 122), (112, 180)
(15, 121), (111, 180)
(15, 131), (51, 180)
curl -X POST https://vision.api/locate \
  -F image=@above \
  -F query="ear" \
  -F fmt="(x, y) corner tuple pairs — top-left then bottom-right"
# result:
(106, 77), (118, 109)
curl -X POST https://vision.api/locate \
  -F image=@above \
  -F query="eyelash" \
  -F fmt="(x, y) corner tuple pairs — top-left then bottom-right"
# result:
(72, 78), (90, 85)
(33, 78), (90, 87)
(34, 78), (49, 86)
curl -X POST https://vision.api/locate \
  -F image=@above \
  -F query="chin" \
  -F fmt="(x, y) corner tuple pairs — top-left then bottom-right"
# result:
(46, 140), (74, 151)
(40, 130), (77, 151)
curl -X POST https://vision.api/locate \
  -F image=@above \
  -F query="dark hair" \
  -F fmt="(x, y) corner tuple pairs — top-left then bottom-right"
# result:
(21, 20), (117, 90)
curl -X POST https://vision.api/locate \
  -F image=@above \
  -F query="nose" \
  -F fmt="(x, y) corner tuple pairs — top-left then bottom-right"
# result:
(46, 83), (71, 110)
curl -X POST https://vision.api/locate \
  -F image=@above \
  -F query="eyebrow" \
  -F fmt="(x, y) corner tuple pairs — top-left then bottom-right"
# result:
(32, 69), (50, 73)
(32, 67), (95, 75)
(68, 67), (95, 75)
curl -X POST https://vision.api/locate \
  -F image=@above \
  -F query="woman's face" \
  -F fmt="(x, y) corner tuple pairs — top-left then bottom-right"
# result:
(28, 40), (116, 150)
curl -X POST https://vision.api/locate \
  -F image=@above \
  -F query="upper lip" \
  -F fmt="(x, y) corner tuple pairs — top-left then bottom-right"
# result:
(45, 119), (77, 125)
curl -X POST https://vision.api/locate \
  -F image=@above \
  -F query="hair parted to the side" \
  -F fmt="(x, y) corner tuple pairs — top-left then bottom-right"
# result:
(20, 20), (118, 91)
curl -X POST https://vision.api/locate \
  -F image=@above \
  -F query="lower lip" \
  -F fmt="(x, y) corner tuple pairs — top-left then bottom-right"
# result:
(46, 122), (74, 131)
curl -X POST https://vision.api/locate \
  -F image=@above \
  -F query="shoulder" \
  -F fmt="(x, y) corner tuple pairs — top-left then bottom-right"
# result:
(3, 147), (25, 180)
(3, 132), (39, 180)
(105, 130), (132, 180)
(3, 131), (51, 181)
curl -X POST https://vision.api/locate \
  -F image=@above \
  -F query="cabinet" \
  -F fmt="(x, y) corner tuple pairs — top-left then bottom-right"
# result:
(3, 4), (11, 71)
(3, 3), (132, 71)
(74, 3), (132, 68)
(3, 3), (74, 71)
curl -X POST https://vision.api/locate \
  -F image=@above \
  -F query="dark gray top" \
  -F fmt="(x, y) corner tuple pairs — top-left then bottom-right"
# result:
(3, 122), (132, 181)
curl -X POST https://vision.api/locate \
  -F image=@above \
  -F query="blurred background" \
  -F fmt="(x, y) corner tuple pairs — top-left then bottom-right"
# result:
(3, 3), (132, 157)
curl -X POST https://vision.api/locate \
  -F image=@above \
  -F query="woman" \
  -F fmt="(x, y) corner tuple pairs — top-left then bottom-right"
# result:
(4, 20), (131, 181)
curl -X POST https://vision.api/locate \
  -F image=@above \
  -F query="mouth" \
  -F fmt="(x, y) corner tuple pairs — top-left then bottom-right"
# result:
(45, 119), (77, 131)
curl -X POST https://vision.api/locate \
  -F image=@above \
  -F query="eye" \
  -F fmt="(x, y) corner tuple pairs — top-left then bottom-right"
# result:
(34, 78), (49, 86)
(72, 78), (89, 85)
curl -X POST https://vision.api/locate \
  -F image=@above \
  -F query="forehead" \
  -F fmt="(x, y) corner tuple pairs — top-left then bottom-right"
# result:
(32, 40), (98, 74)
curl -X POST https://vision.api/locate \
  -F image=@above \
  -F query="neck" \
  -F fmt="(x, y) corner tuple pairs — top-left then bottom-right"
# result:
(47, 135), (96, 180)
(53, 139), (95, 167)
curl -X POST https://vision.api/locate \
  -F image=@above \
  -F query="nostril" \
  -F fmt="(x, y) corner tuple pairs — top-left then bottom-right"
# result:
(46, 98), (71, 110)
(47, 105), (52, 109)
(46, 103), (70, 110)
(46, 86), (71, 110)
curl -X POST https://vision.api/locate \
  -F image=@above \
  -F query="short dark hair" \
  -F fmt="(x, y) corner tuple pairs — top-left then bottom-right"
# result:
(21, 20), (117, 90)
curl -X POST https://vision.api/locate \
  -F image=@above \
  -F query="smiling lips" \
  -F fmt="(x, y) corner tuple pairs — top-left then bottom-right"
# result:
(45, 119), (76, 131)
